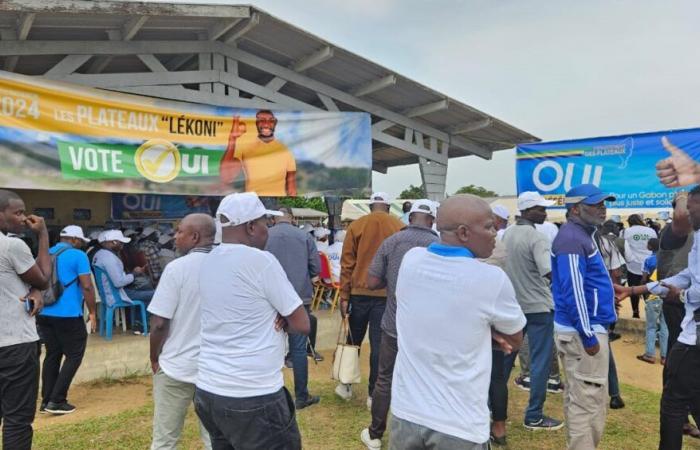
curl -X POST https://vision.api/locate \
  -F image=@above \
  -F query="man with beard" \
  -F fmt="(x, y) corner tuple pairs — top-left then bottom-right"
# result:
(551, 184), (617, 450)
(219, 110), (297, 196)
(0, 189), (51, 449)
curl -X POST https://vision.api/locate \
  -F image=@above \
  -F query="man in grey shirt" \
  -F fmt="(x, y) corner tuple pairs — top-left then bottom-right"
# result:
(265, 207), (321, 409)
(360, 200), (439, 450)
(502, 192), (563, 432)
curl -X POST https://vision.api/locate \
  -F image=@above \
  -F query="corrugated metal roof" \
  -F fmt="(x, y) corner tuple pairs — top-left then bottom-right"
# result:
(0, 0), (539, 168)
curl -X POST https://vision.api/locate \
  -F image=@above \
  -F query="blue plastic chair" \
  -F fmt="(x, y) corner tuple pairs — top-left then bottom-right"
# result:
(93, 266), (148, 341)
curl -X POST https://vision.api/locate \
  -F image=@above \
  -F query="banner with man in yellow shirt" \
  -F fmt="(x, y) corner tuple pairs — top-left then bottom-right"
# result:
(0, 71), (371, 197)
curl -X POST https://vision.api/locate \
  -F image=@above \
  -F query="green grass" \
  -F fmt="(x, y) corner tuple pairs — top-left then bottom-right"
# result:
(31, 371), (700, 450)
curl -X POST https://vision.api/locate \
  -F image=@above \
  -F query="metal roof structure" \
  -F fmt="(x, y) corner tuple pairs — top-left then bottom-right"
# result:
(0, 0), (538, 199)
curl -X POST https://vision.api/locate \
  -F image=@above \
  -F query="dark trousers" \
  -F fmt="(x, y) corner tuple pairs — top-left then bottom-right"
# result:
(608, 343), (621, 397)
(489, 349), (509, 421)
(289, 306), (313, 403)
(348, 295), (386, 396)
(194, 386), (301, 450)
(628, 272), (644, 316)
(306, 306), (317, 354)
(368, 332), (398, 440)
(0, 342), (39, 450)
(659, 343), (700, 450)
(37, 316), (88, 405)
(664, 303), (685, 357)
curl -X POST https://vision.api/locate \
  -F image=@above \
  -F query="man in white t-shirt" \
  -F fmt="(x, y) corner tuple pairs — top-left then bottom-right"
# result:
(148, 214), (216, 450)
(326, 230), (345, 282)
(623, 214), (658, 318)
(194, 192), (310, 450)
(0, 190), (52, 450)
(390, 195), (526, 449)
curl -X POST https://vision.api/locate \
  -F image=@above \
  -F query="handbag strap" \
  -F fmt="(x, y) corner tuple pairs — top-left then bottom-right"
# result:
(336, 316), (355, 346)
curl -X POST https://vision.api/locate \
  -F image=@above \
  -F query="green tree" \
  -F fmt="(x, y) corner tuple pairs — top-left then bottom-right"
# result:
(399, 184), (426, 199)
(277, 196), (327, 212)
(454, 184), (498, 197)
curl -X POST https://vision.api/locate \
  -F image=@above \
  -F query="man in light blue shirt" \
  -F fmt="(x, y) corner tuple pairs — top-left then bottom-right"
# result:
(37, 225), (96, 415)
(616, 185), (700, 450)
(92, 230), (149, 306)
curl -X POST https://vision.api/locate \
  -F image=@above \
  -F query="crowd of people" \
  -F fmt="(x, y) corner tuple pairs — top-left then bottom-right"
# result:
(2, 180), (700, 449)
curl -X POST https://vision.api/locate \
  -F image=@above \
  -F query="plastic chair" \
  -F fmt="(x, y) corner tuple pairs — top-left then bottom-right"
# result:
(93, 266), (149, 341)
(312, 252), (341, 313)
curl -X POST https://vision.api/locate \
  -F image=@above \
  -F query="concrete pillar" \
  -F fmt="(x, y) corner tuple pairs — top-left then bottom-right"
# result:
(419, 157), (447, 201)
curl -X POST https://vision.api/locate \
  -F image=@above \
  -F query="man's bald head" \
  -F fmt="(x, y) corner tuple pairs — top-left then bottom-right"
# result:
(175, 213), (215, 253)
(436, 194), (497, 258)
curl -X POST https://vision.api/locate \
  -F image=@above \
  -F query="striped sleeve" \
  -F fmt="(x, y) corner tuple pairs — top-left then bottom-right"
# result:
(554, 252), (598, 348)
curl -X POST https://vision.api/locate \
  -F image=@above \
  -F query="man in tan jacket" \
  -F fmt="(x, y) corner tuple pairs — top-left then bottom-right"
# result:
(337, 192), (404, 405)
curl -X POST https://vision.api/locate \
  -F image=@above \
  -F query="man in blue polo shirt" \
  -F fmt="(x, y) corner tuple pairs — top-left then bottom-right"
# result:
(37, 225), (97, 415)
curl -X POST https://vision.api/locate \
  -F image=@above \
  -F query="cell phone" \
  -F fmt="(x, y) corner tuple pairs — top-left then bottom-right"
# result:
(23, 295), (34, 314)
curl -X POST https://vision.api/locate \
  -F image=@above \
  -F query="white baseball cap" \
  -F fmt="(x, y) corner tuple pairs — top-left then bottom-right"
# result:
(60, 225), (89, 243)
(216, 192), (282, 227)
(409, 199), (437, 217)
(517, 191), (555, 212)
(491, 204), (510, 220)
(369, 192), (391, 205)
(98, 229), (131, 243)
(314, 227), (331, 238)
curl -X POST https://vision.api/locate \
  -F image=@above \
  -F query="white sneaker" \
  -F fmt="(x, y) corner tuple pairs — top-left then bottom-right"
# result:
(366, 396), (372, 411)
(361, 428), (381, 450)
(335, 383), (352, 401)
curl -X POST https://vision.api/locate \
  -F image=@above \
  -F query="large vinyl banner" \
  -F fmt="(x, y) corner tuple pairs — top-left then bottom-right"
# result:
(0, 71), (372, 196)
(516, 128), (700, 208)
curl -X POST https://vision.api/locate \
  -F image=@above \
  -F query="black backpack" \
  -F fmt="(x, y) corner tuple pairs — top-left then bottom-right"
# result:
(42, 246), (79, 306)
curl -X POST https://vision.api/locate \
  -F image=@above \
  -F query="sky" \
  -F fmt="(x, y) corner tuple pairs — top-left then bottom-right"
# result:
(137, 0), (700, 197)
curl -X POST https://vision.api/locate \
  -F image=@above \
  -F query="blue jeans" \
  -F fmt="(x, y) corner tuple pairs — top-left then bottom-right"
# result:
(124, 288), (154, 304)
(289, 307), (310, 403)
(504, 311), (553, 423)
(645, 299), (669, 358)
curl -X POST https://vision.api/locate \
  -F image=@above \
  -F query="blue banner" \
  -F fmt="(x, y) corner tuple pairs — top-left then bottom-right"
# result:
(111, 194), (219, 220)
(516, 128), (700, 208)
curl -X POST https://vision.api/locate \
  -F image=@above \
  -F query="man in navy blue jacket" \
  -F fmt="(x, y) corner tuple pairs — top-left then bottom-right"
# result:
(551, 184), (616, 450)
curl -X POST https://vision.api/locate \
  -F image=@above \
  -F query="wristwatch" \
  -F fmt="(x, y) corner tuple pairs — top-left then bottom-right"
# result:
(680, 289), (688, 304)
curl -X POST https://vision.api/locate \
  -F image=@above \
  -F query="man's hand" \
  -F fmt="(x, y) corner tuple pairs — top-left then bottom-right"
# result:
(491, 329), (514, 355)
(19, 290), (43, 317)
(661, 282), (682, 304)
(340, 299), (349, 318)
(88, 312), (97, 333)
(151, 360), (159, 375)
(584, 343), (600, 356)
(132, 266), (145, 275)
(657, 136), (700, 187)
(229, 116), (246, 141)
(274, 313), (288, 332)
(613, 284), (631, 301)
(24, 215), (47, 234)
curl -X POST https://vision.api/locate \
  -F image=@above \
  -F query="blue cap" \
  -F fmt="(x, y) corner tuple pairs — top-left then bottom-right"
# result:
(564, 184), (616, 205)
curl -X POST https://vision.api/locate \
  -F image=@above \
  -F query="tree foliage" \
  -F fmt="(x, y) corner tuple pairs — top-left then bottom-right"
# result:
(454, 184), (498, 197)
(277, 196), (327, 212)
(398, 184), (426, 199)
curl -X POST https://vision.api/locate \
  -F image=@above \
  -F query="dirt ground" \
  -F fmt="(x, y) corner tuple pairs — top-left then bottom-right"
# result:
(32, 329), (667, 432)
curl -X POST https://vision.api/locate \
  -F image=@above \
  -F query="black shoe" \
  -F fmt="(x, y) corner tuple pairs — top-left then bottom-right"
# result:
(39, 403), (47, 414)
(295, 395), (320, 410)
(632, 312), (640, 319)
(610, 395), (625, 409)
(609, 331), (622, 342)
(308, 351), (324, 362)
(490, 432), (507, 446)
(45, 401), (76, 415)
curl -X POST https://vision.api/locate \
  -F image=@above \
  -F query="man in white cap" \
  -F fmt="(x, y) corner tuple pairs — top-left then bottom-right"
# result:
(338, 192), (404, 404)
(314, 227), (331, 253)
(495, 192), (562, 440)
(37, 225), (97, 416)
(360, 199), (439, 449)
(491, 204), (510, 241)
(92, 230), (148, 308)
(194, 192), (309, 450)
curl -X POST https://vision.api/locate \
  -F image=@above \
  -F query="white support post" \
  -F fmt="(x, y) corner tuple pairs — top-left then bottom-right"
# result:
(198, 33), (212, 93)
(317, 93), (339, 111)
(226, 52), (239, 98)
(350, 74), (396, 97)
(419, 157), (447, 201)
(2, 12), (35, 72)
(43, 54), (93, 77)
(212, 53), (226, 95)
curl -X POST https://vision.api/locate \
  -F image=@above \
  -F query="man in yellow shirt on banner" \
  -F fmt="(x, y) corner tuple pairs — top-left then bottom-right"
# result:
(219, 110), (297, 196)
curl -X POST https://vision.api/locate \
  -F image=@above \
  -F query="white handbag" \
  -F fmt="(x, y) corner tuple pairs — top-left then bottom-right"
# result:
(331, 317), (361, 384)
